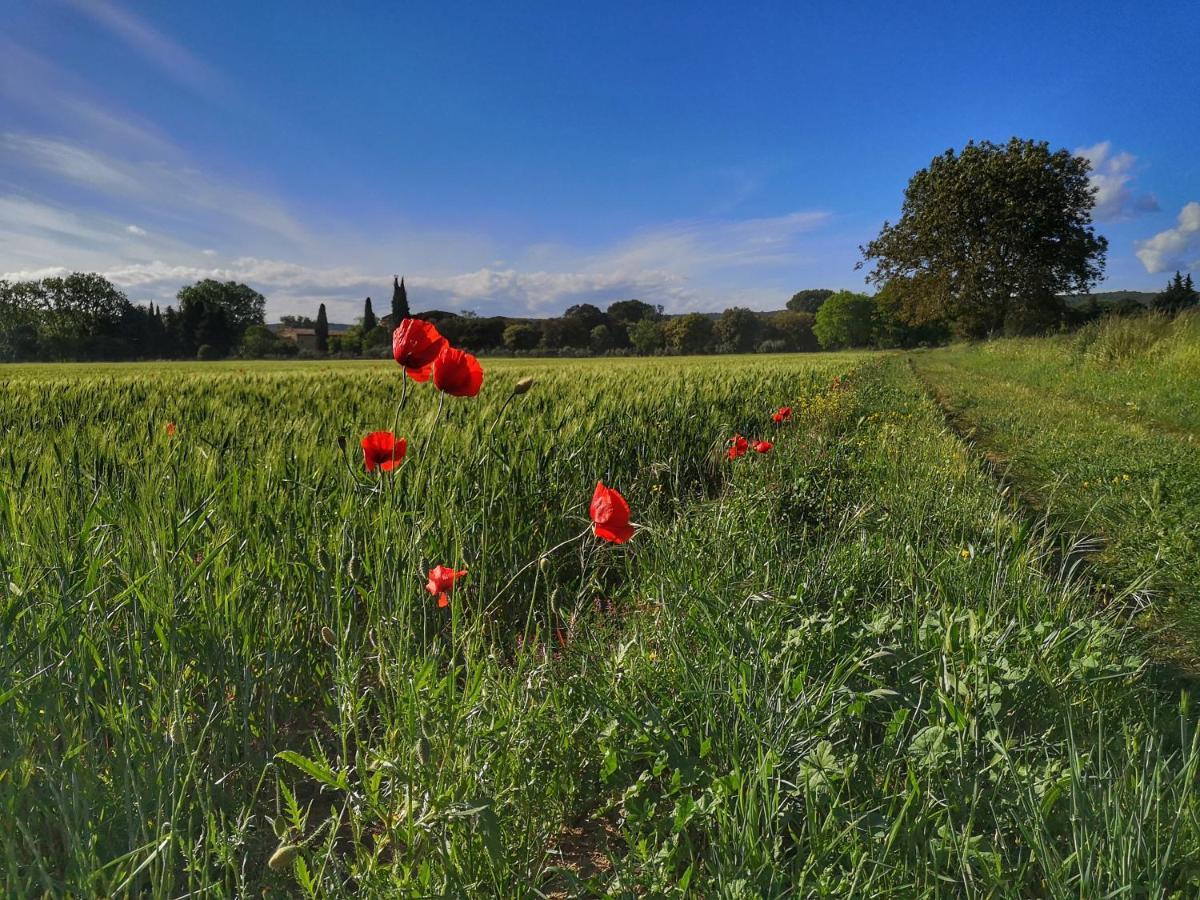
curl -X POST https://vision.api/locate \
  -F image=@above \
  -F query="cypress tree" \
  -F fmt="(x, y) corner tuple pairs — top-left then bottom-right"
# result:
(315, 303), (329, 353)
(362, 296), (377, 332)
(391, 276), (409, 328)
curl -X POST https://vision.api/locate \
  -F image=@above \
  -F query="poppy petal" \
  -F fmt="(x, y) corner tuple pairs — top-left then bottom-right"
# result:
(405, 363), (433, 382)
(594, 521), (636, 544)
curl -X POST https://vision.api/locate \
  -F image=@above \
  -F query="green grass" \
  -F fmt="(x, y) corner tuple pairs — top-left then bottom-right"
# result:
(3, 351), (1200, 896)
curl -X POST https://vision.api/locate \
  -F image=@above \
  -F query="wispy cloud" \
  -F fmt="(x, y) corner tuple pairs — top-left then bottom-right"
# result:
(60, 0), (224, 98)
(0, 38), (178, 158)
(593, 211), (831, 275)
(0, 34), (843, 318)
(0, 195), (202, 273)
(1077, 141), (1159, 222)
(0, 196), (838, 317)
(1135, 201), (1200, 274)
(1, 133), (312, 248)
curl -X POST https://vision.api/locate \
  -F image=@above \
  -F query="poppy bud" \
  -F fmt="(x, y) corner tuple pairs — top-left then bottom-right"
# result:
(336, 435), (347, 452)
(539, 557), (550, 574)
(513, 376), (535, 395)
(268, 843), (299, 871)
(347, 555), (363, 580)
(415, 734), (431, 765)
(320, 626), (336, 647)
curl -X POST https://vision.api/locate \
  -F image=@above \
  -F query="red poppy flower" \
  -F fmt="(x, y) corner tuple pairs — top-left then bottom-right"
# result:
(590, 481), (635, 543)
(727, 434), (749, 460)
(432, 345), (484, 397)
(754, 440), (773, 453)
(772, 406), (792, 423)
(392, 318), (447, 381)
(426, 565), (467, 608)
(361, 431), (407, 472)
(165, 422), (177, 437)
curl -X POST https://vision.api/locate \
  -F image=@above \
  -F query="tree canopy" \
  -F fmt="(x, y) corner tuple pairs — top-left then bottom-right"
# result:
(662, 313), (714, 354)
(813, 291), (875, 349)
(713, 307), (762, 352)
(861, 138), (1107, 337)
(176, 280), (266, 331)
(787, 289), (834, 314)
(606, 299), (660, 325)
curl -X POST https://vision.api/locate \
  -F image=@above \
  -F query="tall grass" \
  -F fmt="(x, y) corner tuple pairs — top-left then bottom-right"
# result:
(3, 353), (1199, 896)
(1070, 308), (1200, 370)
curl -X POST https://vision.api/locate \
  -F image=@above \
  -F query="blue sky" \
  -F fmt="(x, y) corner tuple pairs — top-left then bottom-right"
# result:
(2, 0), (1198, 320)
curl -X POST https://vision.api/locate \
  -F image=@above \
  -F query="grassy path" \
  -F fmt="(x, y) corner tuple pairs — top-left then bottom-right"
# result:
(913, 345), (1200, 662)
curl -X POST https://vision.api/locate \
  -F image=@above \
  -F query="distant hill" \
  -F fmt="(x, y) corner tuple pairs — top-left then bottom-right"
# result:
(1062, 290), (1155, 309)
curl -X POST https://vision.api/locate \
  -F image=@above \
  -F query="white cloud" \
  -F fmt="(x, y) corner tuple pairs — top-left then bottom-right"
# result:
(125, 224), (146, 236)
(1135, 201), (1200, 274)
(1077, 141), (1159, 222)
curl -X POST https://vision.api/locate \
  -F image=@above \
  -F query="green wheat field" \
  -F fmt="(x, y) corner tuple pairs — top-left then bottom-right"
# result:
(4, 316), (1200, 897)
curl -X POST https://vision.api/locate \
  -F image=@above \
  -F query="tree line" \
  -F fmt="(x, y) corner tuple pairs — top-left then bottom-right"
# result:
(0, 275), (273, 362)
(2, 268), (1192, 363)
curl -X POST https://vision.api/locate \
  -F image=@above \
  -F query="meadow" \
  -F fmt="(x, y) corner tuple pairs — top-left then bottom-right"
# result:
(3, 344), (1200, 897)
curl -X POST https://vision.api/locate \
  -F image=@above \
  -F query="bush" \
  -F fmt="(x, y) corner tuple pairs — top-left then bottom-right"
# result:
(757, 339), (788, 353)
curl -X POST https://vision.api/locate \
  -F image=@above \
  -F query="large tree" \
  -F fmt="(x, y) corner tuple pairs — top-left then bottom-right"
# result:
(362, 296), (377, 331)
(661, 313), (714, 354)
(860, 138), (1107, 337)
(627, 318), (664, 355)
(502, 322), (541, 351)
(606, 299), (660, 325)
(766, 310), (818, 352)
(563, 303), (607, 331)
(176, 280), (266, 331)
(175, 280), (265, 357)
(813, 291), (874, 349)
(713, 307), (763, 352)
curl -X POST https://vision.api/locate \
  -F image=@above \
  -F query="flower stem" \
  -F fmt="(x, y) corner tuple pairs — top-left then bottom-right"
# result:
(493, 525), (592, 605)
